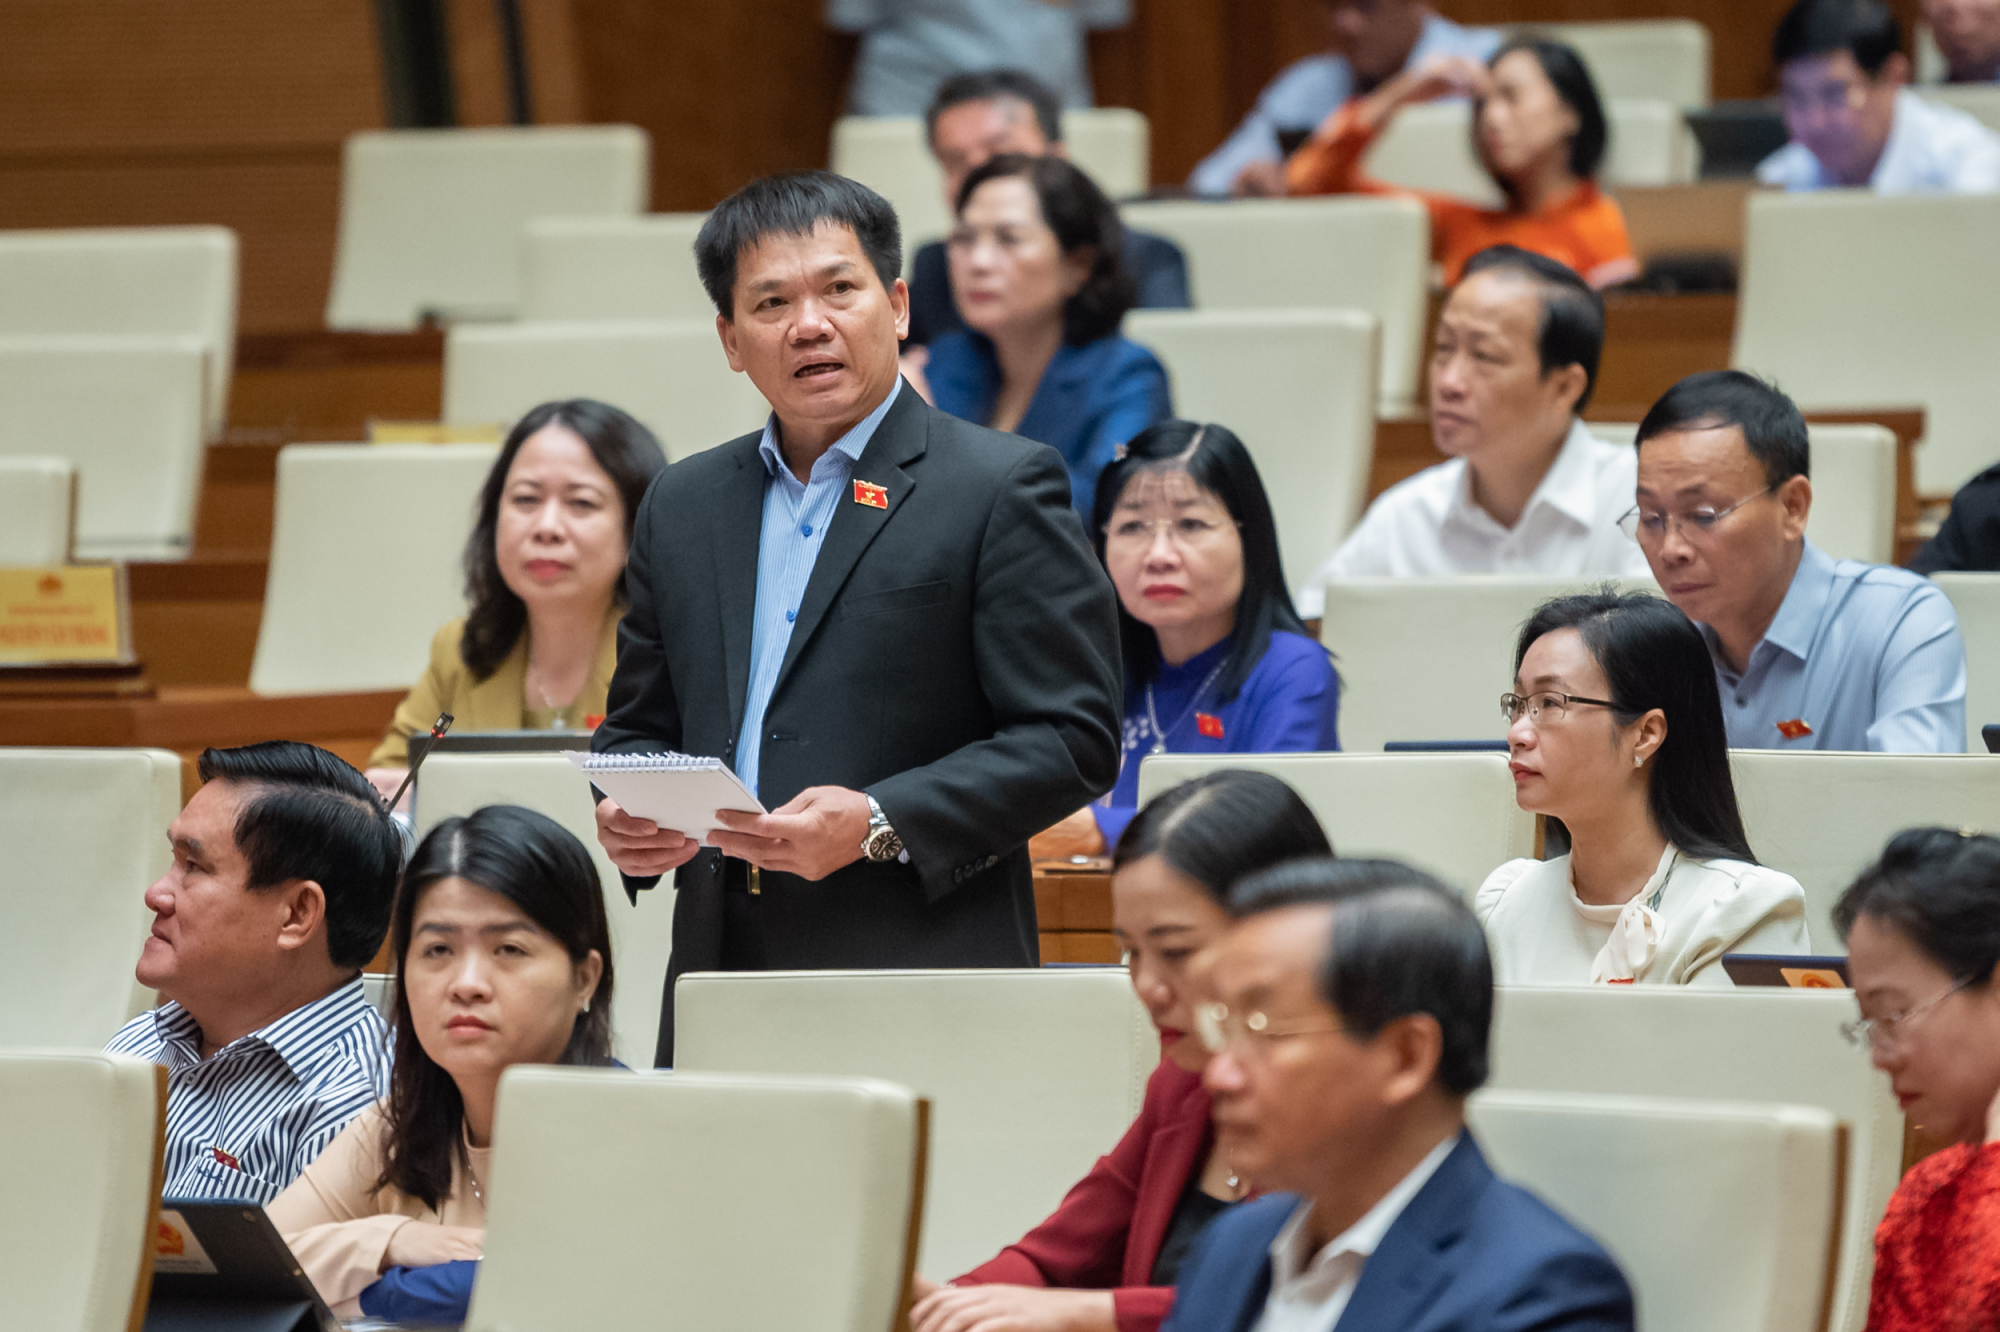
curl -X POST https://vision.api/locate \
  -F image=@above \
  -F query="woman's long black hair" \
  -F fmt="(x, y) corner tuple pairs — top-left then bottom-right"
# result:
(1477, 37), (1610, 203)
(1113, 768), (1333, 898)
(1091, 419), (1311, 704)
(378, 804), (615, 1209)
(1515, 588), (1755, 864)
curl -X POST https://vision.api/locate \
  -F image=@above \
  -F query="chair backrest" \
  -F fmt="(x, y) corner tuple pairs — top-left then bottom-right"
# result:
(1319, 575), (1660, 750)
(1135, 752), (1533, 897)
(1929, 572), (2000, 749)
(1060, 107), (1150, 199)
(674, 968), (1154, 1276)
(1487, 986), (1897, 1332)
(519, 213), (714, 322)
(327, 126), (650, 330)
(1365, 99), (1697, 205)
(0, 1050), (164, 1332)
(0, 335), (208, 560)
(1734, 190), (2000, 492)
(0, 226), (237, 434)
(469, 1067), (921, 1332)
(443, 319), (768, 464)
(1468, 1090), (1839, 1332)
(1123, 308), (1379, 593)
(415, 752), (676, 1067)
(249, 443), (495, 695)
(0, 748), (178, 1046)
(1915, 83), (2000, 133)
(1511, 19), (1713, 107)
(1730, 752), (2000, 952)
(1119, 197), (1429, 414)
(0, 455), (75, 565)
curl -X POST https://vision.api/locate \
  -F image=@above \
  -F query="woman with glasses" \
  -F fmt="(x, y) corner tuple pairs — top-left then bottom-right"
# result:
(912, 770), (1332, 1332)
(1836, 828), (2000, 1331)
(1030, 420), (1340, 859)
(1475, 588), (1809, 984)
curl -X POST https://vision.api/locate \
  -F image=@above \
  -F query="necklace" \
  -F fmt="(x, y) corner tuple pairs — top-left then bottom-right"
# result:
(465, 1155), (484, 1205)
(1143, 658), (1227, 756)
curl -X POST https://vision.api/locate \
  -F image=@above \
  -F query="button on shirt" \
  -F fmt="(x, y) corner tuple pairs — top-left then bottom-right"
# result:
(735, 379), (902, 798)
(1758, 89), (2000, 193)
(1704, 540), (1967, 752)
(1252, 1134), (1460, 1332)
(104, 979), (390, 1203)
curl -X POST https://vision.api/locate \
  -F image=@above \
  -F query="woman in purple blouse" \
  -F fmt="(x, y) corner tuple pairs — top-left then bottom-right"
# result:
(1034, 419), (1341, 857)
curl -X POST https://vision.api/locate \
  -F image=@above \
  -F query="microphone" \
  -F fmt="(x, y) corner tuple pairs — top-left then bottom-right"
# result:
(385, 712), (454, 814)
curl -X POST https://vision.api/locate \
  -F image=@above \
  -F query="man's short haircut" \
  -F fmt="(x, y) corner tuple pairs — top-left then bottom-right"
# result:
(1459, 245), (1605, 411)
(693, 170), (902, 319)
(1772, 0), (1903, 76)
(196, 741), (402, 970)
(1229, 857), (1493, 1096)
(1635, 369), (1812, 486)
(924, 68), (1064, 147)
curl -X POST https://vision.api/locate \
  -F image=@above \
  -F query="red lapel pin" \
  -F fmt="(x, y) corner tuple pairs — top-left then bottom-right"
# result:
(853, 479), (889, 510)
(1775, 718), (1813, 740)
(1196, 712), (1225, 739)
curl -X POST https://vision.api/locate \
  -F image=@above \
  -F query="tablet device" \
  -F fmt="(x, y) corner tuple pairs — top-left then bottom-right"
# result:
(1983, 723), (1999, 754)
(144, 1199), (341, 1332)
(1721, 953), (1850, 989)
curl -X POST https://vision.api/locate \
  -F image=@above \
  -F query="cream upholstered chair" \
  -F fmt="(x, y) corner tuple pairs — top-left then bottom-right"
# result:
(415, 752), (677, 1067)
(1489, 987), (1898, 1332)
(1318, 575), (1660, 750)
(327, 126), (650, 330)
(0, 226), (237, 433)
(469, 1068), (922, 1332)
(519, 213), (714, 322)
(1060, 107), (1150, 199)
(0, 455), (75, 565)
(675, 968), (1153, 1276)
(1517, 19), (1712, 106)
(1731, 752), (2000, 952)
(1930, 573), (2000, 748)
(0, 748), (179, 1046)
(1915, 83), (2000, 133)
(249, 443), (496, 695)
(1469, 1091), (1840, 1332)
(0, 1051), (164, 1332)
(1124, 308), (1379, 595)
(1735, 191), (2000, 492)
(1136, 753), (1532, 898)
(443, 319), (768, 463)
(1363, 99), (1697, 207)
(1119, 198), (1429, 414)
(0, 335), (208, 560)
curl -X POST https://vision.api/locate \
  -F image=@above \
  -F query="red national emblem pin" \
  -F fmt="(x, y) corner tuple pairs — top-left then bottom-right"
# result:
(1196, 712), (1225, 739)
(853, 480), (889, 510)
(210, 1146), (242, 1171)
(1775, 718), (1814, 740)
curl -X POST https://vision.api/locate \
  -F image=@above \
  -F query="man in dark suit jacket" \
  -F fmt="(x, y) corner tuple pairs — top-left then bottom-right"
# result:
(593, 170), (1123, 1066)
(906, 68), (1189, 348)
(1164, 859), (1634, 1332)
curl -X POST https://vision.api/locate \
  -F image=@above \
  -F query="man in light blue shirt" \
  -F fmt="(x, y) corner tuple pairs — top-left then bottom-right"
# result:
(1188, 0), (1499, 196)
(1630, 370), (1966, 753)
(829, 0), (1130, 116)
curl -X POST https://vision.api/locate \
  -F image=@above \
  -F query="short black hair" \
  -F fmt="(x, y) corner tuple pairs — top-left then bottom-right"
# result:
(1635, 370), (1811, 487)
(1229, 857), (1493, 1096)
(956, 153), (1134, 344)
(1773, 0), (1903, 76)
(1459, 245), (1605, 410)
(694, 170), (902, 319)
(925, 68), (1064, 146)
(1113, 769), (1333, 898)
(1835, 828), (2000, 984)
(196, 741), (403, 970)
(1480, 37), (1609, 186)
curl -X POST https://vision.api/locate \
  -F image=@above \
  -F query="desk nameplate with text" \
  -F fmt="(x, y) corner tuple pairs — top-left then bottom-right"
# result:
(0, 565), (133, 666)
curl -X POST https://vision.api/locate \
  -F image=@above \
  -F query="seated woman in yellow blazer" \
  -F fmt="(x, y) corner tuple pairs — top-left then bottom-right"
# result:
(366, 399), (666, 804)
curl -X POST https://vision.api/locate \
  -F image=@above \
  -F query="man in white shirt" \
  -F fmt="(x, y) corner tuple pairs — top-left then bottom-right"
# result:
(1162, 858), (1633, 1332)
(1759, 0), (2000, 192)
(1927, 0), (2000, 83)
(1298, 246), (1649, 618)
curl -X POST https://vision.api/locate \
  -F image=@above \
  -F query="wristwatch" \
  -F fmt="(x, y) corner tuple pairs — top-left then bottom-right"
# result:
(862, 795), (904, 863)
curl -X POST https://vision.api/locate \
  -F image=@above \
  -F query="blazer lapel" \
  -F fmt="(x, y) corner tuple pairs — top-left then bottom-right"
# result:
(1126, 1082), (1216, 1285)
(711, 437), (769, 739)
(1332, 1133), (1488, 1332)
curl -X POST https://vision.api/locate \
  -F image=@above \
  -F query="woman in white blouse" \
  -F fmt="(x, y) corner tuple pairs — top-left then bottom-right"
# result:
(1476, 589), (1810, 985)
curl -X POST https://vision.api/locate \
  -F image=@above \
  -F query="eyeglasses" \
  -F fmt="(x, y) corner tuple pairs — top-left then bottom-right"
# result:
(1617, 487), (1774, 546)
(1840, 976), (1974, 1050)
(1194, 1001), (1346, 1055)
(1500, 691), (1623, 725)
(1102, 516), (1240, 550)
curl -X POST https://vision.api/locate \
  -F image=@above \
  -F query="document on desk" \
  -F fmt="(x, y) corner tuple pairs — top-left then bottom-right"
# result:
(565, 750), (766, 846)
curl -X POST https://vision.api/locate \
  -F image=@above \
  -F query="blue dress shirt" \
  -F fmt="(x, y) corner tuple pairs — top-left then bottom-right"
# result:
(735, 380), (903, 798)
(1703, 540), (1967, 752)
(925, 330), (1172, 514)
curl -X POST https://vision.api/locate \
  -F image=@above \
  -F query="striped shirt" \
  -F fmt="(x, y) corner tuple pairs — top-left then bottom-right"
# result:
(105, 978), (391, 1203)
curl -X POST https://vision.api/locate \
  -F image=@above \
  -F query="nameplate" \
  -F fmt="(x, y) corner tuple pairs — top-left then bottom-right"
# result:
(0, 566), (130, 665)
(368, 420), (505, 445)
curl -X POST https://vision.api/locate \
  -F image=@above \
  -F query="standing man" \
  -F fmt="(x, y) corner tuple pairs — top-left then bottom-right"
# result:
(593, 170), (1123, 1066)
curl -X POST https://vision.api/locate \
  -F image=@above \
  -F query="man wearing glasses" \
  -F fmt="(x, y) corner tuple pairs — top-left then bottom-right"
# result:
(1630, 370), (1966, 752)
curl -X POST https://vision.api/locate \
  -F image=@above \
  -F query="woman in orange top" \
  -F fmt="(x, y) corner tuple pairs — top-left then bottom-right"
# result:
(1286, 36), (1638, 290)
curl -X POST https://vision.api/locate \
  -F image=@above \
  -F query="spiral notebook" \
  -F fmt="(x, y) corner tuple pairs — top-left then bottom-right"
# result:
(565, 750), (766, 846)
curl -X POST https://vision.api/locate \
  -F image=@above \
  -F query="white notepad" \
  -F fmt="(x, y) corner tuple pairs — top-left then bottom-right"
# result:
(565, 750), (766, 846)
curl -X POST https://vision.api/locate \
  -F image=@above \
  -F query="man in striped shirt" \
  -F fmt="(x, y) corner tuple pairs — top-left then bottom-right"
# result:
(106, 741), (401, 1203)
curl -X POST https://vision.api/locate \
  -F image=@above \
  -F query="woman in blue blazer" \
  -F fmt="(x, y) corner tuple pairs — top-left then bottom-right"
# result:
(918, 152), (1173, 513)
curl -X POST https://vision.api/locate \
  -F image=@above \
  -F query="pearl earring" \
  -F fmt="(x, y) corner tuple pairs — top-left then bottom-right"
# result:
(1634, 755), (1643, 768)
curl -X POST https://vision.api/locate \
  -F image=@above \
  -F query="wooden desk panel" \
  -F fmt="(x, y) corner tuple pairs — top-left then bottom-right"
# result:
(1034, 863), (1119, 965)
(128, 555), (269, 688)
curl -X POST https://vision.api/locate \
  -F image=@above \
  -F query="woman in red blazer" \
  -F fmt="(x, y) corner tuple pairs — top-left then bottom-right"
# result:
(910, 769), (1333, 1332)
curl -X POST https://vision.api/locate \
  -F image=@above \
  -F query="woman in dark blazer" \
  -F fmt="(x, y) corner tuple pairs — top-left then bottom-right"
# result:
(909, 770), (1332, 1332)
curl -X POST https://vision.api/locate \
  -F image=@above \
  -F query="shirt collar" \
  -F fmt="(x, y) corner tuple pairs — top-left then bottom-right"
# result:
(1753, 539), (1836, 663)
(756, 377), (903, 482)
(1447, 417), (1599, 532)
(1870, 90), (1921, 188)
(155, 977), (378, 1078)
(1267, 1132), (1461, 1284)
